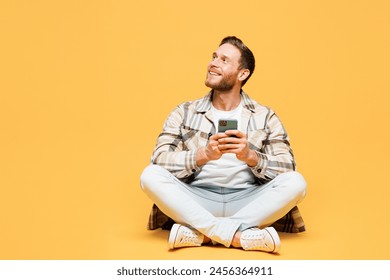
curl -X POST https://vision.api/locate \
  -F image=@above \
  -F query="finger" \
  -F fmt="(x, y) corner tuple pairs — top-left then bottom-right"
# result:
(225, 130), (246, 138)
(218, 143), (241, 150)
(217, 144), (230, 151)
(220, 148), (240, 154)
(210, 132), (228, 141)
(218, 137), (242, 144)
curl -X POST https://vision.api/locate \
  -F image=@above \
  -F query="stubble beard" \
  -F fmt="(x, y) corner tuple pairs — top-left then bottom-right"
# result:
(205, 73), (235, 92)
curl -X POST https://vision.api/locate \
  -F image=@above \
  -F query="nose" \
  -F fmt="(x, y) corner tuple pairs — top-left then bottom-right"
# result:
(209, 58), (220, 68)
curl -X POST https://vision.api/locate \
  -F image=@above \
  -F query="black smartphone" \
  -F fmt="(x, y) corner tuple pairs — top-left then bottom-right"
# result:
(218, 119), (238, 133)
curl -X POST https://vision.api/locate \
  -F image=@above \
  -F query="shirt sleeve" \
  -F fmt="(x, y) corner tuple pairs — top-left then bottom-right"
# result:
(151, 105), (201, 179)
(250, 111), (296, 181)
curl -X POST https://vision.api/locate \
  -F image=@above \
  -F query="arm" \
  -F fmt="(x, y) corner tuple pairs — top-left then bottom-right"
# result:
(151, 105), (199, 179)
(250, 111), (296, 180)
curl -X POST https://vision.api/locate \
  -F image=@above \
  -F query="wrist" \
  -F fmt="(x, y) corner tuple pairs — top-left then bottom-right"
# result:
(246, 150), (259, 167)
(196, 147), (209, 167)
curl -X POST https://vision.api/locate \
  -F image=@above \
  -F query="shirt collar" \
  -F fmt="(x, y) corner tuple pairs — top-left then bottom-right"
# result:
(195, 90), (257, 113)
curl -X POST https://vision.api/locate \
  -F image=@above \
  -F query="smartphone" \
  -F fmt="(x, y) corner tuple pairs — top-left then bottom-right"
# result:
(218, 119), (238, 133)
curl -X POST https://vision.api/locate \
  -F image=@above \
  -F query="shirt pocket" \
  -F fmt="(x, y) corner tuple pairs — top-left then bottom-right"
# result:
(181, 126), (210, 151)
(247, 129), (268, 151)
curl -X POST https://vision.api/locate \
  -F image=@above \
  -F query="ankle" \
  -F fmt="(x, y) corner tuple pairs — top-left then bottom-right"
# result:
(231, 231), (242, 248)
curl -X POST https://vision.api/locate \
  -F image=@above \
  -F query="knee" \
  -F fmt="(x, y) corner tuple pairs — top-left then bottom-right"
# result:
(140, 164), (165, 192)
(278, 171), (307, 200)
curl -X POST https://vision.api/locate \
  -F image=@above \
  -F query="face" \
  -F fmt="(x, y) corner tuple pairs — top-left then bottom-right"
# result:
(205, 43), (244, 92)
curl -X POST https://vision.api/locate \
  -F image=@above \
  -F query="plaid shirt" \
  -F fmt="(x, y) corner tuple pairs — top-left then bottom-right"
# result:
(146, 91), (306, 233)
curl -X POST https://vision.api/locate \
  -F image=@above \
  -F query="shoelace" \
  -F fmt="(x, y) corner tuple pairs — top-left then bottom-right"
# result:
(177, 231), (201, 246)
(241, 230), (271, 249)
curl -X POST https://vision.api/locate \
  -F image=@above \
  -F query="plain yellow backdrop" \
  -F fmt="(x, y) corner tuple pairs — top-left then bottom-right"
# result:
(1, 0), (389, 259)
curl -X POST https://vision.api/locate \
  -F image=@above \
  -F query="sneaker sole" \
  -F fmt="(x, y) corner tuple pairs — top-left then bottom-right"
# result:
(264, 227), (281, 253)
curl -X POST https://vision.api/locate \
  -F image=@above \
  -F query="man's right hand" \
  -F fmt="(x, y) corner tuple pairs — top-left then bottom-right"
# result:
(196, 133), (228, 167)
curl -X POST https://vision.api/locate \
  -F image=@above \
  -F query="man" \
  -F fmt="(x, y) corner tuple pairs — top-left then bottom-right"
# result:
(140, 36), (306, 253)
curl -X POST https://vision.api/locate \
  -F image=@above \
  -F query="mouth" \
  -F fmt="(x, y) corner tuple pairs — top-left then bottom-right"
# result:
(208, 70), (221, 76)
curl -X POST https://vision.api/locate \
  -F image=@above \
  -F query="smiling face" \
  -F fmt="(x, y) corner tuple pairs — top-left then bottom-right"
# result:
(205, 43), (241, 92)
(205, 43), (248, 92)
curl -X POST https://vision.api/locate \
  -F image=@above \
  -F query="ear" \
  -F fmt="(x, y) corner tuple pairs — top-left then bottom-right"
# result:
(238, 69), (250, 82)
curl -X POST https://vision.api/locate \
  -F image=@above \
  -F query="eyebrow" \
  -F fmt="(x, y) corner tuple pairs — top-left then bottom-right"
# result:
(213, 52), (230, 60)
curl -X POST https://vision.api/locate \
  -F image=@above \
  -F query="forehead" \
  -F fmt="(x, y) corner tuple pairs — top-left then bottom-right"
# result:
(215, 43), (241, 62)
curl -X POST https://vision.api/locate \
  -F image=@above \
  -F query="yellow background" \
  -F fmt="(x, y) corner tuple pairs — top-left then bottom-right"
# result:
(1, 0), (389, 259)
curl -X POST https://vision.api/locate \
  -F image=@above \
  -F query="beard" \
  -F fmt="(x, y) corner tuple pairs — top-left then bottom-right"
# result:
(205, 72), (236, 92)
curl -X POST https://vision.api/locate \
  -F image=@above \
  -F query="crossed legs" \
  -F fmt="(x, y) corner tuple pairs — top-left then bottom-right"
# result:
(140, 164), (306, 250)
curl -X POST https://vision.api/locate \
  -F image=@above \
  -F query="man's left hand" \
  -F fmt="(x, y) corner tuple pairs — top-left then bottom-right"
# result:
(217, 130), (259, 167)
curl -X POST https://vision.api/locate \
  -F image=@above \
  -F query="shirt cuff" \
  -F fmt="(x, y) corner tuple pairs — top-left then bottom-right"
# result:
(185, 149), (201, 174)
(250, 151), (267, 178)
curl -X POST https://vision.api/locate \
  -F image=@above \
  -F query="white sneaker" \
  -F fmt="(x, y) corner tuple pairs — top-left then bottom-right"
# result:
(168, 224), (204, 249)
(240, 227), (281, 253)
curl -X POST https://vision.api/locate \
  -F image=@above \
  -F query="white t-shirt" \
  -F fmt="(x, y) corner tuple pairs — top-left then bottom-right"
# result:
(191, 102), (256, 189)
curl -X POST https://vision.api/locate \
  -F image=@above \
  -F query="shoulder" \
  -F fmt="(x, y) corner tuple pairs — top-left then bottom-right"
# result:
(165, 94), (209, 124)
(242, 91), (275, 117)
(176, 92), (212, 113)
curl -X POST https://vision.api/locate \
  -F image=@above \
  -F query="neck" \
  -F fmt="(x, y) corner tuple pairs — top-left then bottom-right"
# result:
(212, 88), (242, 111)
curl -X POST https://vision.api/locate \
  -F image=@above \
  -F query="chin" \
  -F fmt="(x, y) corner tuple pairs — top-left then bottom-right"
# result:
(205, 80), (214, 89)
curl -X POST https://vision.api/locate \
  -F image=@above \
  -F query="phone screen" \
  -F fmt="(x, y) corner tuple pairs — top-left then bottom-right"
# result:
(218, 119), (238, 133)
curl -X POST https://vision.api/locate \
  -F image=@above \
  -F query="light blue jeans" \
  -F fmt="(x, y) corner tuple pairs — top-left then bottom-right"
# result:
(140, 164), (306, 247)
